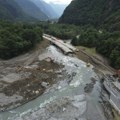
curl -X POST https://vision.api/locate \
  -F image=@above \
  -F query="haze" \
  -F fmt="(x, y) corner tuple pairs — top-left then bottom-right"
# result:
(44, 0), (72, 4)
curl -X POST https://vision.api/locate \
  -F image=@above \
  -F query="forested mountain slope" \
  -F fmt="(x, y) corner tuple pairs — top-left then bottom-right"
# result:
(31, 0), (58, 19)
(15, 0), (48, 21)
(59, 0), (120, 68)
(0, 0), (30, 21)
(59, 0), (120, 31)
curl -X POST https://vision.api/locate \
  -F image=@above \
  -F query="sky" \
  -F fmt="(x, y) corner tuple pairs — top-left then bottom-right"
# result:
(44, 0), (72, 5)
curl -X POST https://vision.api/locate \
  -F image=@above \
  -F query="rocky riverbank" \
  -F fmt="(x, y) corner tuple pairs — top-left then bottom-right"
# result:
(0, 60), (63, 112)
(75, 46), (120, 120)
(0, 40), (65, 112)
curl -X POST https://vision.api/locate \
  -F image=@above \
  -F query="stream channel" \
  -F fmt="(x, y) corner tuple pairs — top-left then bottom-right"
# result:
(0, 45), (108, 120)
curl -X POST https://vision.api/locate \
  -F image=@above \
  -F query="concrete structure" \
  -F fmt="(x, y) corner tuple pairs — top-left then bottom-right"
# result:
(43, 34), (76, 54)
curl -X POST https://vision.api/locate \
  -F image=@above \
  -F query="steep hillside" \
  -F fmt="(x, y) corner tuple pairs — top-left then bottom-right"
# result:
(31, 0), (58, 19)
(0, 0), (29, 21)
(15, 0), (48, 21)
(59, 0), (120, 30)
(59, 0), (120, 68)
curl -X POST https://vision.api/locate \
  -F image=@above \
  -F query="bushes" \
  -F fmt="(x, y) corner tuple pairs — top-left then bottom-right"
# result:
(110, 49), (120, 69)
(0, 21), (43, 59)
(21, 29), (39, 47)
(37, 22), (81, 40)
(71, 28), (99, 47)
(71, 28), (120, 69)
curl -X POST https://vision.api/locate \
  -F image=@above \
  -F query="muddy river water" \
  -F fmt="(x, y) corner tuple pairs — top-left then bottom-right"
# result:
(0, 45), (109, 120)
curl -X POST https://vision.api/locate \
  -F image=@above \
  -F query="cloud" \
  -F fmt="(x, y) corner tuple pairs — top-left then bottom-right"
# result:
(44, 0), (72, 5)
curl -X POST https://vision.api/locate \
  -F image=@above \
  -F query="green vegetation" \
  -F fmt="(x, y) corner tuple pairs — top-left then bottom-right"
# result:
(0, 0), (36, 21)
(37, 22), (81, 39)
(0, 20), (43, 59)
(59, 0), (120, 31)
(71, 27), (99, 47)
(0, 20), (81, 60)
(71, 28), (120, 69)
(59, 0), (120, 69)
(77, 46), (96, 56)
(35, 21), (120, 69)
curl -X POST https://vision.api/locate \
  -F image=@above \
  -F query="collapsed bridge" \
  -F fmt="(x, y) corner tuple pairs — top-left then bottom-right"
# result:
(43, 34), (76, 55)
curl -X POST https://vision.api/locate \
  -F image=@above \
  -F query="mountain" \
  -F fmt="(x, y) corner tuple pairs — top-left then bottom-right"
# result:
(50, 3), (67, 17)
(31, 0), (58, 19)
(59, 0), (120, 30)
(0, 0), (47, 21)
(0, 0), (31, 21)
(15, 0), (48, 21)
(0, 0), (60, 21)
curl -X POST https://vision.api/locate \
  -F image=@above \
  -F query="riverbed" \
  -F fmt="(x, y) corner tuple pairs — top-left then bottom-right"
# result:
(0, 45), (112, 120)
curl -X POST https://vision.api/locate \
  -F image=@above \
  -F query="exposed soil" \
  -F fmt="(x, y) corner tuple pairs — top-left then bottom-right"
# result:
(0, 40), (65, 112)
(0, 60), (63, 111)
(75, 47), (115, 75)
(0, 38), (118, 120)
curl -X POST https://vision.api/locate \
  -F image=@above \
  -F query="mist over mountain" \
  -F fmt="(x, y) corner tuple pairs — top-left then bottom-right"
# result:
(0, 0), (33, 21)
(15, 0), (48, 21)
(0, 0), (61, 21)
(50, 3), (67, 17)
(31, 0), (58, 19)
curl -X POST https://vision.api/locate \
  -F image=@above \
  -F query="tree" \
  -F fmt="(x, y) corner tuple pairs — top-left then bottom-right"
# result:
(21, 29), (39, 47)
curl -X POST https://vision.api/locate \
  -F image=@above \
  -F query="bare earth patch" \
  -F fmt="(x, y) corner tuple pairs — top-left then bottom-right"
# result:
(0, 60), (63, 111)
(0, 40), (64, 111)
(75, 46), (115, 75)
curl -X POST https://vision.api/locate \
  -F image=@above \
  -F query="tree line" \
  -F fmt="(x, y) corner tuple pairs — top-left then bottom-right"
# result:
(71, 27), (120, 69)
(1, 20), (119, 69)
(0, 20), (43, 59)
(37, 22), (81, 40)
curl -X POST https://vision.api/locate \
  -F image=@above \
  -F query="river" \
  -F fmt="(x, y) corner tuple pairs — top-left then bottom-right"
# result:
(0, 45), (108, 120)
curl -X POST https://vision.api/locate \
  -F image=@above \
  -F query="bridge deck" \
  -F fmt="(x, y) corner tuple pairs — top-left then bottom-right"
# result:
(43, 35), (75, 54)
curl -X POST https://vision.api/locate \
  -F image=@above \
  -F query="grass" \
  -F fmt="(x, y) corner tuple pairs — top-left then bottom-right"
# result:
(77, 46), (97, 56)
(113, 109), (120, 120)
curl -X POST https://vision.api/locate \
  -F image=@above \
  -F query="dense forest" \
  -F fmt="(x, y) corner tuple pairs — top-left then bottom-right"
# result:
(35, 21), (120, 69)
(0, 0), (36, 21)
(0, 0), (59, 21)
(37, 22), (81, 39)
(59, 0), (120, 31)
(0, 20), (43, 59)
(71, 28), (120, 68)
(0, 0), (120, 69)
(59, 0), (120, 69)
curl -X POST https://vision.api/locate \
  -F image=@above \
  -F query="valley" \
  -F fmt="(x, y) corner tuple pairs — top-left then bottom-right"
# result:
(0, 36), (119, 120)
(0, 0), (120, 120)
(0, 0), (66, 21)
